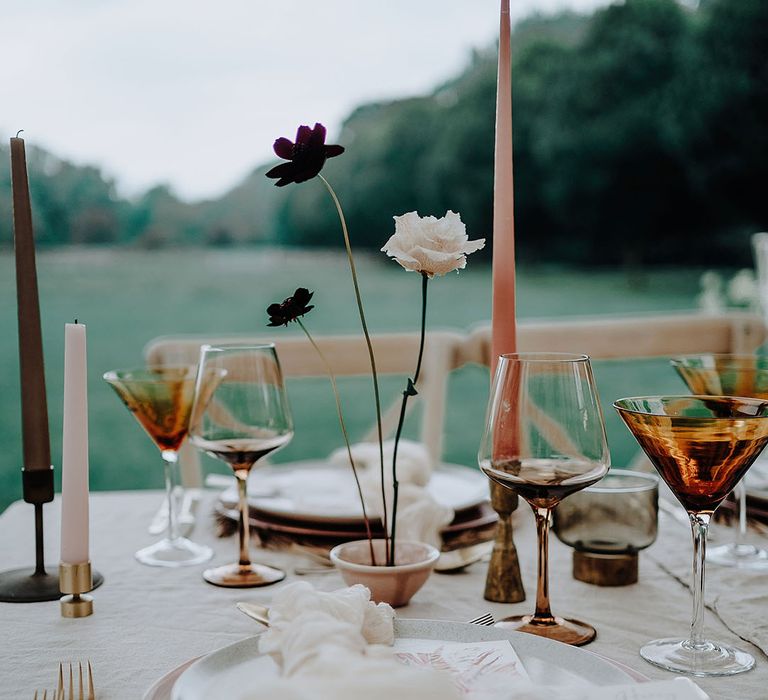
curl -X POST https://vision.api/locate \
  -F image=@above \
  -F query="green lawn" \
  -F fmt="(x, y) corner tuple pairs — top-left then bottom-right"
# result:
(0, 248), (707, 513)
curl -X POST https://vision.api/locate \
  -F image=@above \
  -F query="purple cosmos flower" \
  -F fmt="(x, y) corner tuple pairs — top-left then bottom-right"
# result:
(265, 123), (344, 187)
(267, 288), (315, 326)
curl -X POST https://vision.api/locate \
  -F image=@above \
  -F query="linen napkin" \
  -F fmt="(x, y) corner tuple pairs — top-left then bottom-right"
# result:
(329, 439), (454, 547)
(252, 581), (460, 700)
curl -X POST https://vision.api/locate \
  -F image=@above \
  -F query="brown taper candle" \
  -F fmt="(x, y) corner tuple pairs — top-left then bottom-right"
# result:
(10, 134), (51, 473)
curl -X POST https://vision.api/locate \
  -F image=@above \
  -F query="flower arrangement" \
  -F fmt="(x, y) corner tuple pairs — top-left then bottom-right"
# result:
(266, 122), (483, 567)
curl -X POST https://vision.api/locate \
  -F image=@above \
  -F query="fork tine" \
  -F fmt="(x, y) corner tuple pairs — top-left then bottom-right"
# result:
(33, 691), (37, 700)
(87, 660), (95, 700)
(466, 612), (496, 626)
(57, 663), (63, 699)
(78, 661), (84, 700)
(69, 663), (74, 700)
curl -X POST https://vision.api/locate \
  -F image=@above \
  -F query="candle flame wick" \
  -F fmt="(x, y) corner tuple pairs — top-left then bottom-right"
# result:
(16, 129), (24, 138)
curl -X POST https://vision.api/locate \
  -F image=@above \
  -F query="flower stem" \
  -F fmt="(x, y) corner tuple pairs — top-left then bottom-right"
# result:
(388, 273), (429, 566)
(319, 174), (389, 563)
(297, 319), (376, 565)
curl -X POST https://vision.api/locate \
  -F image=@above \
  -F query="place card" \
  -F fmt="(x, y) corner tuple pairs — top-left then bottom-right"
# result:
(393, 639), (529, 697)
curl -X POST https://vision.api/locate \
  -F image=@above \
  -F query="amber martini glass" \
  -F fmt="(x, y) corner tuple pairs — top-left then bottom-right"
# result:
(672, 354), (768, 570)
(104, 366), (213, 567)
(615, 395), (768, 676)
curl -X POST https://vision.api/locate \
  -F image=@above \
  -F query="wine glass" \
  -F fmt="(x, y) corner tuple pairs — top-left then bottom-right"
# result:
(671, 354), (768, 570)
(189, 344), (293, 588)
(615, 395), (768, 676)
(103, 366), (214, 567)
(478, 353), (610, 646)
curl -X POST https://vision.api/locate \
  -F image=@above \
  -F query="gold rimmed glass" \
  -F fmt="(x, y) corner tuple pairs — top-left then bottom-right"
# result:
(615, 395), (768, 676)
(189, 344), (293, 588)
(478, 353), (610, 646)
(672, 354), (768, 570)
(103, 365), (213, 567)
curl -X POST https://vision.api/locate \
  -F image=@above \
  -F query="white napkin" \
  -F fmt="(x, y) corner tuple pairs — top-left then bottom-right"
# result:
(329, 439), (454, 548)
(250, 581), (460, 700)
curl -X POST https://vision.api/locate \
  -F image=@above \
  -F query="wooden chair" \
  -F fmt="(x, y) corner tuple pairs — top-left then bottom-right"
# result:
(144, 330), (466, 486)
(461, 311), (766, 366)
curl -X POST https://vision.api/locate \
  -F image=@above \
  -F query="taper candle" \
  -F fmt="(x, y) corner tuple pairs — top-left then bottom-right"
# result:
(491, 0), (517, 372)
(60, 322), (89, 565)
(10, 134), (51, 471)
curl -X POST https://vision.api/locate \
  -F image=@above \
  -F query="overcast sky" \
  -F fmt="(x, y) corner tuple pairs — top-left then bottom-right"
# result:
(1, 0), (610, 201)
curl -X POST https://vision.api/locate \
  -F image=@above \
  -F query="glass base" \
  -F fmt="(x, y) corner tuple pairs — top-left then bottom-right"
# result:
(135, 538), (214, 568)
(494, 614), (596, 646)
(203, 562), (286, 588)
(640, 637), (755, 676)
(708, 542), (768, 570)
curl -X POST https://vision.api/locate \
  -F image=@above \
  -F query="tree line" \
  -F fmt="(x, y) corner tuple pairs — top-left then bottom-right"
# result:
(1, 0), (765, 267)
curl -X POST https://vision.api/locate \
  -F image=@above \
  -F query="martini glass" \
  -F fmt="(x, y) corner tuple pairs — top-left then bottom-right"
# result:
(615, 395), (768, 676)
(104, 366), (213, 567)
(189, 344), (293, 588)
(478, 353), (610, 646)
(672, 354), (768, 569)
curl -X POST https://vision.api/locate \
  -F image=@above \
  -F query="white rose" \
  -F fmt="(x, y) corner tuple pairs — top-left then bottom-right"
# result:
(381, 210), (485, 278)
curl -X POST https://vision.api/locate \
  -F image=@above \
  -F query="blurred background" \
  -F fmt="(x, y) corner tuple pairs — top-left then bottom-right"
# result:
(1, 0), (766, 511)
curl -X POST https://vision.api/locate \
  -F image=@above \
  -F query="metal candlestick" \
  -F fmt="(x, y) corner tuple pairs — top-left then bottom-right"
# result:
(0, 467), (60, 602)
(484, 482), (525, 603)
(60, 561), (94, 618)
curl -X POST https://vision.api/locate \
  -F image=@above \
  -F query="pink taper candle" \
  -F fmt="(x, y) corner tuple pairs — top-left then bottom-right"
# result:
(60, 322), (89, 565)
(491, 0), (517, 374)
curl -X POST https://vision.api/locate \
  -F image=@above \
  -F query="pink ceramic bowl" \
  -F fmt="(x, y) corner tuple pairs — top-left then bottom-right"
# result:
(330, 539), (440, 608)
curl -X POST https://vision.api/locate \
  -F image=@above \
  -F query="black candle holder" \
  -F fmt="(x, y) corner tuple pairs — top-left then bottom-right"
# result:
(0, 467), (103, 602)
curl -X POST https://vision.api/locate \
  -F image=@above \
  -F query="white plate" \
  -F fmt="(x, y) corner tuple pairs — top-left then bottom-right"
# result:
(169, 619), (639, 699)
(222, 461), (490, 522)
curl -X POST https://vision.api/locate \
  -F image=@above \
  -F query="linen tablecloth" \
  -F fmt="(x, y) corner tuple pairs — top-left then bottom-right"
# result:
(1, 490), (766, 700)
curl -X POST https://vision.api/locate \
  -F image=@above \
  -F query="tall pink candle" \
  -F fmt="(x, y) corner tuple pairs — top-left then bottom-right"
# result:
(491, 0), (517, 374)
(60, 322), (89, 565)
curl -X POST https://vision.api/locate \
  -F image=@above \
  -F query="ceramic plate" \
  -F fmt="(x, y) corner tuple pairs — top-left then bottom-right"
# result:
(168, 619), (641, 699)
(220, 461), (489, 523)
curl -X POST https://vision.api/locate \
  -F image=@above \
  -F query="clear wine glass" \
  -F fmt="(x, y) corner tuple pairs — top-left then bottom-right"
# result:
(103, 365), (214, 567)
(189, 344), (294, 588)
(615, 395), (768, 676)
(671, 354), (768, 570)
(478, 353), (610, 646)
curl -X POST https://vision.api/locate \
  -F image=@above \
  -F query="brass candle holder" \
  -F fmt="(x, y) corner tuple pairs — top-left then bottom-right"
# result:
(484, 482), (525, 603)
(59, 561), (94, 618)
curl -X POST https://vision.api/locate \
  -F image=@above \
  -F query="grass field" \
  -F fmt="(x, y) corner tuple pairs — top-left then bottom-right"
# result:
(0, 247), (708, 513)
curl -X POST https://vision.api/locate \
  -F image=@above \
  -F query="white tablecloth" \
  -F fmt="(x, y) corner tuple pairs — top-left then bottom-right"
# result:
(1, 490), (766, 699)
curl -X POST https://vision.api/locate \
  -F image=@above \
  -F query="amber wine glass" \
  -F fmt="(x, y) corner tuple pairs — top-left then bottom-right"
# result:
(104, 366), (213, 567)
(478, 353), (610, 646)
(672, 354), (768, 570)
(189, 344), (293, 588)
(615, 395), (768, 676)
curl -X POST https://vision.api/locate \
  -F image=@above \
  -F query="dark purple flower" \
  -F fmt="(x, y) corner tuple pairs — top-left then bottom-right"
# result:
(267, 288), (315, 326)
(265, 123), (344, 187)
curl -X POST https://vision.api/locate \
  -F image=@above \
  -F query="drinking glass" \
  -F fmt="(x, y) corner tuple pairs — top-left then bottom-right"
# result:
(478, 353), (610, 646)
(189, 344), (293, 588)
(103, 366), (214, 567)
(615, 395), (768, 676)
(672, 354), (768, 569)
(553, 469), (658, 586)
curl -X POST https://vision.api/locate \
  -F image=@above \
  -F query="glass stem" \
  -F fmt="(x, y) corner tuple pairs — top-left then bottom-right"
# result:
(688, 512), (711, 649)
(532, 506), (556, 625)
(162, 450), (181, 542)
(236, 470), (252, 568)
(737, 480), (747, 545)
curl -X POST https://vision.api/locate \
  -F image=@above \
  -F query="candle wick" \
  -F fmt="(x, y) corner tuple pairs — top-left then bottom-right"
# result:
(16, 129), (24, 138)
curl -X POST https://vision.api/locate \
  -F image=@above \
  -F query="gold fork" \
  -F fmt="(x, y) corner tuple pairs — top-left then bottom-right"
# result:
(33, 691), (63, 700)
(56, 661), (95, 700)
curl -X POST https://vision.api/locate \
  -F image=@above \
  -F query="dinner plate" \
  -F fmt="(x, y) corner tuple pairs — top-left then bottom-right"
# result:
(168, 619), (641, 699)
(220, 461), (489, 523)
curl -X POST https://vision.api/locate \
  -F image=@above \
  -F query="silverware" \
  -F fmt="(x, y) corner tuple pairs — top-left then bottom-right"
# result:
(56, 661), (95, 700)
(33, 691), (60, 700)
(236, 601), (270, 626)
(148, 488), (200, 537)
(466, 612), (496, 626)
(435, 541), (493, 573)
